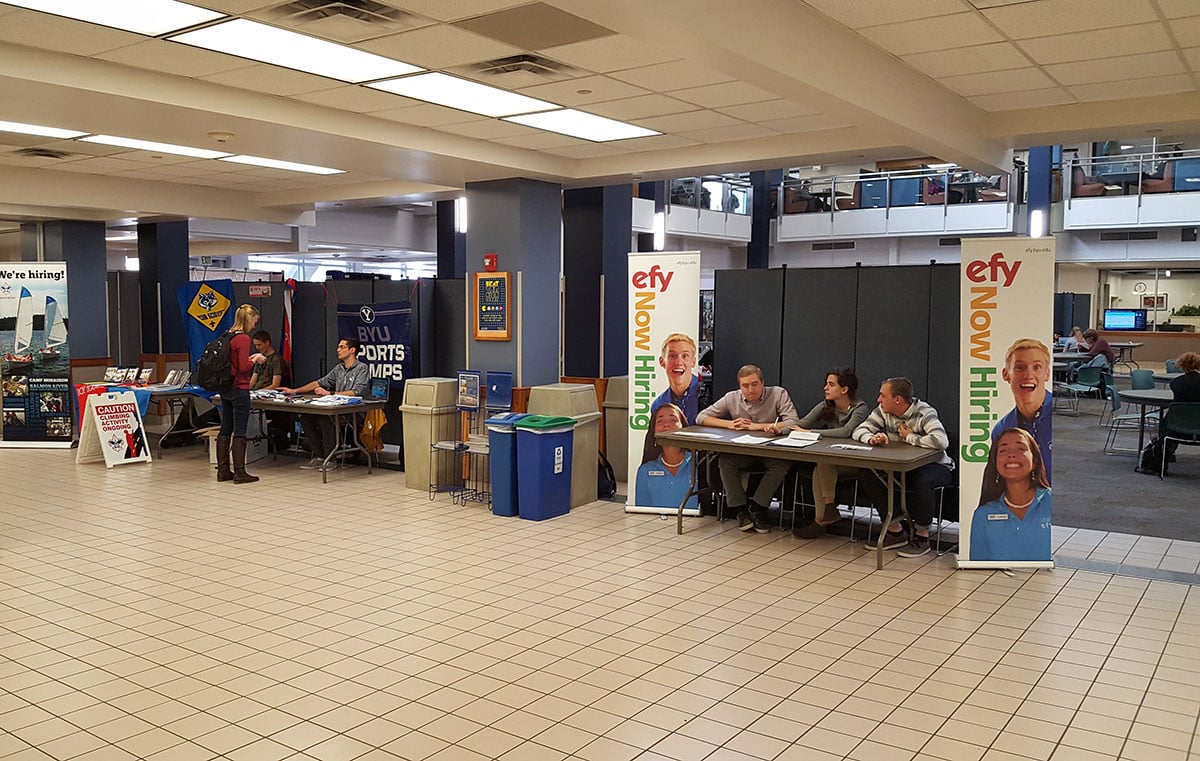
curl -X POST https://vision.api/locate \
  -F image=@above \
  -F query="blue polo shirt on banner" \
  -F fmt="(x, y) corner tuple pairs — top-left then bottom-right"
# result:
(635, 452), (698, 509)
(969, 487), (1052, 562)
(992, 390), (1053, 482)
(650, 375), (700, 425)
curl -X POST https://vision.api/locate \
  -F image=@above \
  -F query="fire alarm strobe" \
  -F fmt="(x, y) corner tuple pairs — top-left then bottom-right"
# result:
(483, 253), (498, 272)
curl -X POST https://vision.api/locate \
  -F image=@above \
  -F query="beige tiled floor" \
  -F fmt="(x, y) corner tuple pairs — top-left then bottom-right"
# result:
(2, 447), (1199, 761)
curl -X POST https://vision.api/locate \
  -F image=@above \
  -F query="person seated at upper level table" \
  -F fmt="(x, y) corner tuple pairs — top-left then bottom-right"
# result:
(790, 368), (869, 539)
(696, 364), (798, 535)
(1080, 328), (1114, 370)
(852, 377), (954, 559)
(278, 337), (371, 470)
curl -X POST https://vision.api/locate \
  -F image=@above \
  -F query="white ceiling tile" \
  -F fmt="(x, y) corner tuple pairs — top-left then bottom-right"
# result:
(586, 94), (698, 120)
(677, 124), (780, 144)
(759, 114), (854, 134)
(903, 42), (1031, 78)
(201, 65), (335, 96)
(1016, 23), (1173, 65)
(438, 119), (540, 140)
(968, 87), (1077, 112)
(0, 9), (143, 55)
(491, 132), (585, 150)
(803, 0), (971, 29)
(622, 134), (702, 152)
(102, 150), (212, 166)
(543, 142), (634, 159)
(294, 86), (407, 113)
(982, 0), (1158, 39)
(635, 110), (744, 133)
(369, 104), (480, 127)
(1045, 51), (1186, 86)
(39, 141), (125, 158)
(670, 81), (780, 109)
(538, 35), (677, 74)
(96, 39), (249, 78)
(358, 24), (520, 69)
(1068, 74), (1195, 102)
(609, 60), (733, 91)
(859, 13), (1002, 56)
(939, 67), (1057, 97)
(518, 75), (648, 106)
(54, 156), (145, 174)
(391, 0), (531, 23)
(717, 100), (821, 122)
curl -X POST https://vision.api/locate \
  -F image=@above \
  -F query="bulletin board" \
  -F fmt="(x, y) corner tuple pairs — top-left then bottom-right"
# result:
(474, 271), (511, 341)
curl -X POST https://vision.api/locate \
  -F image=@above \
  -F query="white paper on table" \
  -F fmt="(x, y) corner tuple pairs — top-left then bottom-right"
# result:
(730, 434), (772, 444)
(768, 436), (816, 448)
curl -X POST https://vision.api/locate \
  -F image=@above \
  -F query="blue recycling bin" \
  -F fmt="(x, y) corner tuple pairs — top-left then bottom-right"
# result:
(514, 415), (576, 521)
(486, 412), (530, 517)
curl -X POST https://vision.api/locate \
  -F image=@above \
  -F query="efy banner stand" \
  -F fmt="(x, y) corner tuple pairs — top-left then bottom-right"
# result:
(77, 391), (152, 468)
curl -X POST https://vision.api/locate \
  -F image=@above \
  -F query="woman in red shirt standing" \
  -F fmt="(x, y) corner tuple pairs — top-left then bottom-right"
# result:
(218, 304), (262, 484)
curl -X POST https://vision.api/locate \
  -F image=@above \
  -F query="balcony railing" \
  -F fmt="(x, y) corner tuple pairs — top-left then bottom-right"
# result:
(1065, 150), (1200, 230)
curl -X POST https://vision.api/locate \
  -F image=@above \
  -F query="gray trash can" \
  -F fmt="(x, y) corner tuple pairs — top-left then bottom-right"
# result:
(602, 376), (629, 484)
(528, 382), (600, 509)
(399, 378), (458, 492)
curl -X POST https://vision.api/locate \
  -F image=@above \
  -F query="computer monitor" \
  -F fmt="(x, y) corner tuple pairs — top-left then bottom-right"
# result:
(368, 377), (389, 401)
(1102, 308), (1147, 331)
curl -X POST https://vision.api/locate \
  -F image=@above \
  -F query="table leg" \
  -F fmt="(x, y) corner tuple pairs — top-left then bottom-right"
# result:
(677, 448), (698, 535)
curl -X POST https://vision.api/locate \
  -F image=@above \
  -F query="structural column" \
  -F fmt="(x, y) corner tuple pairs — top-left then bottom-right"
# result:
(563, 184), (633, 378)
(747, 169), (780, 269)
(436, 199), (466, 280)
(1027, 146), (1054, 238)
(465, 178), (562, 386)
(24, 221), (108, 361)
(137, 221), (189, 354)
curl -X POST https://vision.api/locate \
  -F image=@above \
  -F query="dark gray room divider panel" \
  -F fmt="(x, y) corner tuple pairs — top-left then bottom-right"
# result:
(233, 282), (283, 361)
(434, 279), (466, 378)
(292, 282), (328, 385)
(713, 268), (784, 398)
(780, 267), (860, 409)
(853, 266), (932, 403)
(925, 265), (961, 441)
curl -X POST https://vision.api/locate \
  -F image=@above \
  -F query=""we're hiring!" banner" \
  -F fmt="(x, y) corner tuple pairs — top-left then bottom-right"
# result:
(626, 252), (700, 515)
(958, 237), (1055, 570)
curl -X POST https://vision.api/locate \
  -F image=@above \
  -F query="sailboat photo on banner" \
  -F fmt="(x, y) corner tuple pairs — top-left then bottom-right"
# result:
(3, 286), (34, 374)
(38, 295), (67, 362)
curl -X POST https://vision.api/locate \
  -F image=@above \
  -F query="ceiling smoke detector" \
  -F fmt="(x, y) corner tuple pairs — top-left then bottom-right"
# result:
(208, 131), (235, 144)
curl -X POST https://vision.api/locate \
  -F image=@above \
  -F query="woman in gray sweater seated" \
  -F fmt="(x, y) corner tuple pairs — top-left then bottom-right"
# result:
(791, 368), (869, 538)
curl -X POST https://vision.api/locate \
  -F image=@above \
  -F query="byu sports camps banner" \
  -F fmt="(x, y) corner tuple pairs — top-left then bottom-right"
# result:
(337, 301), (412, 393)
(959, 237), (1055, 570)
(177, 279), (235, 369)
(626, 252), (701, 515)
(1, 262), (72, 447)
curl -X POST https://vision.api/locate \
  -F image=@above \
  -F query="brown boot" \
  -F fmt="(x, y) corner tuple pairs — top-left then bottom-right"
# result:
(216, 435), (233, 482)
(232, 437), (259, 484)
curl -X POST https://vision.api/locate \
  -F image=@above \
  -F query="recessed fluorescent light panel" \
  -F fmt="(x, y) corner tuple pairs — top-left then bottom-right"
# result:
(0, 119), (86, 139)
(505, 109), (658, 142)
(80, 134), (230, 159)
(220, 155), (343, 175)
(369, 73), (556, 118)
(4, 0), (225, 36)
(169, 19), (420, 83)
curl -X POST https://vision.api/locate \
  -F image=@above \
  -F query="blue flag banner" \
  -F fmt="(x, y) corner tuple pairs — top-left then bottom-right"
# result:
(337, 302), (412, 396)
(177, 280), (235, 368)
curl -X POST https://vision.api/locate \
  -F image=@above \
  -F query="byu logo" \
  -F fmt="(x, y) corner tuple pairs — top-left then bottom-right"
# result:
(359, 305), (375, 323)
(198, 291), (217, 310)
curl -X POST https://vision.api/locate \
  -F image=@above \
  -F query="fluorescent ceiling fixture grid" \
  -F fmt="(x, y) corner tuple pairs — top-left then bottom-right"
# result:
(169, 19), (419, 83)
(80, 134), (230, 159)
(505, 109), (658, 142)
(220, 155), (343, 175)
(0, 119), (86, 139)
(4, 0), (224, 36)
(369, 72), (556, 117)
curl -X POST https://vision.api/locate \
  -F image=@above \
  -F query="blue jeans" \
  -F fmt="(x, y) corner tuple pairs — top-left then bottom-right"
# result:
(219, 388), (250, 437)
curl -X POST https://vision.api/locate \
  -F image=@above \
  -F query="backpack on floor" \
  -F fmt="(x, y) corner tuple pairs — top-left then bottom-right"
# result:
(196, 332), (235, 393)
(1137, 438), (1167, 475)
(598, 450), (617, 499)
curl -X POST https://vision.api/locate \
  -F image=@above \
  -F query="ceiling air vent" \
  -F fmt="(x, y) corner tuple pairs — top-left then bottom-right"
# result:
(470, 54), (572, 79)
(260, 0), (422, 41)
(12, 147), (73, 159)
(1099, 232), (1129, 241)
(939, 237), (961, 246)
(812, 241), (855, 251)
(1129, 231), (1158, 240)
